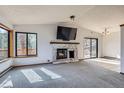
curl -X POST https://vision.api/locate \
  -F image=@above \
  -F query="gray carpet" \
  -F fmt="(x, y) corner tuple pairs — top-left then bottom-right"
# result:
(0, 61), (124, 88)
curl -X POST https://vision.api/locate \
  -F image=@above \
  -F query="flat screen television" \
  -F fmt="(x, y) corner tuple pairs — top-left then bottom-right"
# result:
(57, 26), (77, 41)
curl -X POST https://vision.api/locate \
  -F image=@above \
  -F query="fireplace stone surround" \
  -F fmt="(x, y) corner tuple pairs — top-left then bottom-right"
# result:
(50, 41), (79, 64)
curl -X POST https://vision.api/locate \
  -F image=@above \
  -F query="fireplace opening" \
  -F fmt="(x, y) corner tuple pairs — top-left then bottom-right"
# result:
(57, 49), (67, 59)
(69, 50), (75, 58)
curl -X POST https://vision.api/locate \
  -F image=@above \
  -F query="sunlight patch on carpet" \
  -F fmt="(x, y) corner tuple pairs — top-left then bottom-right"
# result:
(0, 76), (13, 88)
(40, 67), (62, 79)
(21, 69), (43, 83)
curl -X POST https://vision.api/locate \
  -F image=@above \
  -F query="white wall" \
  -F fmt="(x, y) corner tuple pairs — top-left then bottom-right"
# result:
(13, 23), (102, 66)
(102, 31), (120, 59)
(13, 24), (57, 66)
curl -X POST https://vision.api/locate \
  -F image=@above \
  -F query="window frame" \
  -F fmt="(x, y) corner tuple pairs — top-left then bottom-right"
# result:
(83, 37), (98, 59)
(0, 27), (10, 60)
(15, 32), (37, 57)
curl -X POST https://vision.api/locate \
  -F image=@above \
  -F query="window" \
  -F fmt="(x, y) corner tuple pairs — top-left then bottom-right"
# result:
(15, 32), (37, 57)
(0, 28), (9, 60)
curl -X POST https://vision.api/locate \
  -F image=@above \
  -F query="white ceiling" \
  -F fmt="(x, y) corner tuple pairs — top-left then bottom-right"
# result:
(0, 5), (124, 33)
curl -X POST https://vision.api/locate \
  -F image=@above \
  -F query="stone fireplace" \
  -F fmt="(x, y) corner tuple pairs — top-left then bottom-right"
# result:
(50, 41), (80, 64)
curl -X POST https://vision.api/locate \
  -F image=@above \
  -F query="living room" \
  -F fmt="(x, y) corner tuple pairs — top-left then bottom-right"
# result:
(0, 5), (123, 88)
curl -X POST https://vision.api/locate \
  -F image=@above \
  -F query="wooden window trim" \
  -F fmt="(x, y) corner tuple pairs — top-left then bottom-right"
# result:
(0, 23), (13, 31)
(0, 23), (14, 58)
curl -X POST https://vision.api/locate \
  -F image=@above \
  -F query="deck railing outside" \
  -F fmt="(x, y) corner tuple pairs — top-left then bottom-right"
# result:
(17, 48), (36, 55)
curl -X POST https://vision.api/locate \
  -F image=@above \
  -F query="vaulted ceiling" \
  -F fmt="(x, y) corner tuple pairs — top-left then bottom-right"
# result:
(0, 5), (124, 33)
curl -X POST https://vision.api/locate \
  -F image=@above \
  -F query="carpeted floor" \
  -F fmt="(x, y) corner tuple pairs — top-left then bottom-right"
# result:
(84, 58), (120, 72)
(0, 60), (123, 88)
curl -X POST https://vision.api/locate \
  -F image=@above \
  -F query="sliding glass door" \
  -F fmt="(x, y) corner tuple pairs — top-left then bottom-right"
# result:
(84, 38), (98, 59)
(84, 39), (91, 59)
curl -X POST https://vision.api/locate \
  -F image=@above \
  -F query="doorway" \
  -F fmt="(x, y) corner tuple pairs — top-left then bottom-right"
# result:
(84, 38), (98, 59)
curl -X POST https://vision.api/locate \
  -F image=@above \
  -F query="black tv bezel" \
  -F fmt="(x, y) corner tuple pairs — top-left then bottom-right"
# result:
(56, 26), (77, 41)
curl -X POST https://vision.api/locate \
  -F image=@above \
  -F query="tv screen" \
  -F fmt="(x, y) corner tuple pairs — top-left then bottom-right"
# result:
(57, 26), (77, 41)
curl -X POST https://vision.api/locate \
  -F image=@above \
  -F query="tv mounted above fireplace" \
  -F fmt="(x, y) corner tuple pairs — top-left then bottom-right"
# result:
(56, 26), (77, 41)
